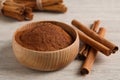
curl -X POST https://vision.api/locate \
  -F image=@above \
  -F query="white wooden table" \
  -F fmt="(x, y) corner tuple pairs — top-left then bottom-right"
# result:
(0, 0), (120, 80)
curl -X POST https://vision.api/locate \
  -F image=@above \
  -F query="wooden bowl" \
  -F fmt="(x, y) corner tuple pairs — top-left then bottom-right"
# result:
(12, 21), (79, 71)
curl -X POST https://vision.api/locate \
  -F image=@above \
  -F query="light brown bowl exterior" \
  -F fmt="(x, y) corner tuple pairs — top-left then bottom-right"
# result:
(12, 21), (79, 71)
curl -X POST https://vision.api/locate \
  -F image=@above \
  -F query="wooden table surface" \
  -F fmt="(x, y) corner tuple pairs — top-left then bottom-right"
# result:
(0, 0), (120, 80)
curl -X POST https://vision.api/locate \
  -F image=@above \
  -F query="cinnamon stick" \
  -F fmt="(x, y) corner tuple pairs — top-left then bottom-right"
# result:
(41, 3), (67, 13)
(78, 20), (100, 59)
(40, 0), (63, 6)
(76, 28), (111, 56)
(91, 20), (100, 32)
(77, 44), (86, 60)
(82, 46), (90, 58)
(80, 27), (106, 75)
(72, 20), (118, 54)
(79, 44), (86, 55)
(2, 0), (33, 21)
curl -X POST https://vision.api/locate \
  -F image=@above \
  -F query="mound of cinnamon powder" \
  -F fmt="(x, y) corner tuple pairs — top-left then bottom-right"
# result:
(16, 22), (73, 51)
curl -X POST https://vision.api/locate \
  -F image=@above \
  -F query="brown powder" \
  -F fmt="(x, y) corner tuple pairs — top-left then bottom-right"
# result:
(16, 22), (73, 51)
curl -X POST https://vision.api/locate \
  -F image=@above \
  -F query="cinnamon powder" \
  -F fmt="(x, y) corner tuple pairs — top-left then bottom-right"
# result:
(16, 22), (73, 51)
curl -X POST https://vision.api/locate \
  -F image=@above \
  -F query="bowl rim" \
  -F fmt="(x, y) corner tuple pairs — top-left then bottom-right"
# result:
(13, 20), (79, 53)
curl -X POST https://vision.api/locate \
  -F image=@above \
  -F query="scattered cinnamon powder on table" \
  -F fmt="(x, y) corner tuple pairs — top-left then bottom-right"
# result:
(16, 22), (73, 51)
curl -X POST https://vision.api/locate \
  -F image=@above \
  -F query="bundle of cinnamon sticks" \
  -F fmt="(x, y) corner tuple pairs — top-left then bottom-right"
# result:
(72, 20), (119, 75)
(13, 0), (67, 13)
(0, 0), (33, 21)
(0, 0), (67, 21)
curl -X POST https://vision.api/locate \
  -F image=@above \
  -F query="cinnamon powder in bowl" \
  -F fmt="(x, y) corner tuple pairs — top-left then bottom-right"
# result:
(12, 21), (79, 71)
(16, 22), (73, 51)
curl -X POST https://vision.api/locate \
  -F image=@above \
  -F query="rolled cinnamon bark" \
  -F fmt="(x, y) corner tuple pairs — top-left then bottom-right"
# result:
(78, 20), (101, 58)
(82, 46), (90, 58)
(77, 28), (111, 56)
(79, 44), (86, 55)
(2, 0), (33, 21)
(78, 20), (100, 58)
(40, 0), (63, 6)
(41, 3), (67, 13)
(72, 20), (118, 53)
(78, 44), (87, 60)
(91, 20), (100, 32)
(82, 20), (100, 57)
(80, 27), (106, 75)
